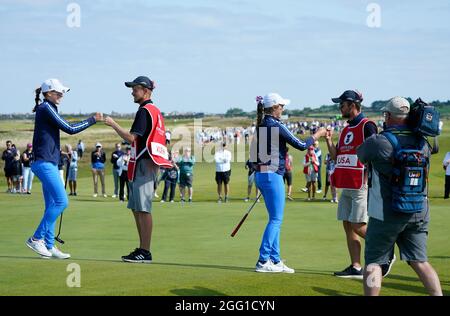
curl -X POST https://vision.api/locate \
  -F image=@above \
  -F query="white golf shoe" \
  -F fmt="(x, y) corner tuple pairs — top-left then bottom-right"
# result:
(255, 260), (280, 273)
(26, 237), (52, 257)
(48, 246), (71, 259)
(272, 260), (295, 273)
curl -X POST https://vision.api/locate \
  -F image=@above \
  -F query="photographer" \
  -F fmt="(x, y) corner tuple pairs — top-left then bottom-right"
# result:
(357, 97), (442, 296)
(91, 143), (107, 197)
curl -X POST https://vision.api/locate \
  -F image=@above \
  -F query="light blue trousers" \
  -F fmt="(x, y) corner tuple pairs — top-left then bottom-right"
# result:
(31, 161), (68, 249)
(255, 172), (285, 263)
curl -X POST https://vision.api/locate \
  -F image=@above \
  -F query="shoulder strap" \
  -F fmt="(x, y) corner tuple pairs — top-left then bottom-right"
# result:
(382, 131), (400, 152)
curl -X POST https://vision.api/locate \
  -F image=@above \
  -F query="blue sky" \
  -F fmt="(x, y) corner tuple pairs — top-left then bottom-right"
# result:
(0, 0), (449, 114)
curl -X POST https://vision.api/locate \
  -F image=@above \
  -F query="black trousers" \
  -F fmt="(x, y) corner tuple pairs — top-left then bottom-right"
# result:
(162, 180), (177, 201)
(119, 171), (129, 201)
(445, 175), (450, 199)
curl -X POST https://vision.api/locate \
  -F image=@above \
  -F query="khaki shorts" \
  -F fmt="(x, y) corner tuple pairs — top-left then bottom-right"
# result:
(127, 159), (159, 213)
(337, 186), (368, 223)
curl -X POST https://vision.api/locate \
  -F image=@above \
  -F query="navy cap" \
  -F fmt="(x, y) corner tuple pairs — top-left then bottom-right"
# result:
(125, 76), (155, 90)
(331, 90), (363, 104)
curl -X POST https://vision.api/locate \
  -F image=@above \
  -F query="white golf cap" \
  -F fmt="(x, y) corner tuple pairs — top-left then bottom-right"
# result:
(41, 79), (70, 94)
(96, 142), (102, 147)
(381, 96), (410, 116)
(263, 93), (290, 108)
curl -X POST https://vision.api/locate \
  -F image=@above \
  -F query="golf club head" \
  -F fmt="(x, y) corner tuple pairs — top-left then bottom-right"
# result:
(55, 237), (65, 244)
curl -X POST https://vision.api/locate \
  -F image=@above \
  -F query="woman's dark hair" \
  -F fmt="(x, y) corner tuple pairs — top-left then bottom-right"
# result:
(33, 87), (42, 113)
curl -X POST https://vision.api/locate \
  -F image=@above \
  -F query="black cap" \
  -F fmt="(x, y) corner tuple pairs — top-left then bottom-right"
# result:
(125, 76), (155, 90)
(331, 90), (363, 104)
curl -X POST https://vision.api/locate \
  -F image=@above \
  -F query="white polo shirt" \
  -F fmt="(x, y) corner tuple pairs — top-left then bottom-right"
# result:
(444, 152), (450, 176)
(214, 149), (232, 172)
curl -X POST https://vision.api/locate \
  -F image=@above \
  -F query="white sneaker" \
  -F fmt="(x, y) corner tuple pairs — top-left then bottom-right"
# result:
(26, 237), (51, 257)
(103, 194), (108, 198)
(93, 193), (98, 197)
(112, 194), (117, 198)
(255, 260), (283, 273)
(160, 200), (165, 203)
(48, 246), (71, 259)
(272, 260), (295, 273)
(316, 190), (322, 194)
(154, 193), (159, 198)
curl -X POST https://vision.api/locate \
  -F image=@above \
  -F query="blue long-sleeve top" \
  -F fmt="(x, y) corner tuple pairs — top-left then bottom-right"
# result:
(32, 99), (96, 165)
(254, 115), (315, 175)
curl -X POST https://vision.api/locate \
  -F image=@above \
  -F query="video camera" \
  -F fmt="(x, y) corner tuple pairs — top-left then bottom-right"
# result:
(408, 98), (440, 137)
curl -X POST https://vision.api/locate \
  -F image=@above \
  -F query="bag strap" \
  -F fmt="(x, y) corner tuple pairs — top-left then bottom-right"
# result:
(382, 131), (400, 153)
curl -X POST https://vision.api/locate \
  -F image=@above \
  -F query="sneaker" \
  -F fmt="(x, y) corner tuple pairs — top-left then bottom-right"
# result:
(170, 200), (174, 203)
(48, 246), (71, 259)
(181, 199), (185, 203)
(333, 265), (363, 279)
(287, 195), (294, 201)
(26, 237), (52, 257)
(73, 192), (77, 196)
(93, 193), (98, 197)
(224, 196), (229, 203)
(154, 193), (159, 198)
(316, 189), (322, 194)
(381, 254), (396, 277)
(255, 260), (283, 273)
(272, 260), (295, 273)
(69, 193), (73, 196)
(103, 194), (108, 198)
(301, 188), (309, 193)
(160, 200), (165, 203)
(27, 191), (32, 195)
(218, 197), (222, 203)
(112, 194), (117, 198)
(122, 248), (152, 263)
(188, 198), (192, 203)
(306, 198), (311, 201)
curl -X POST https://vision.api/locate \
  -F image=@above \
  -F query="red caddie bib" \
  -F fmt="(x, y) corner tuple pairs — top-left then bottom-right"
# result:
(330, 117), (371, 190)
(303, 153), (318, 175)
(128, 103), (172, 181)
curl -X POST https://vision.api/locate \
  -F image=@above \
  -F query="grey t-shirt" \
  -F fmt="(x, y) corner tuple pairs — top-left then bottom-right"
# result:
(357, 131), (430, 223)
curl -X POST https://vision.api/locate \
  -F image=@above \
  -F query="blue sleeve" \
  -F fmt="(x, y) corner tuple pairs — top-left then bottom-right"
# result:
(43, 103), (96, 135)
(277, 121), (314, 151)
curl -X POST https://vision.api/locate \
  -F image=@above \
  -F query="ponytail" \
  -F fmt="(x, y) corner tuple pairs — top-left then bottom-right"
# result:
(256, 96), (264, 127)
(33, 87), (42, 113)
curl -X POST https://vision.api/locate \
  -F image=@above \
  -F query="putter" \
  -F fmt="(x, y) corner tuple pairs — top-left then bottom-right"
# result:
(231, 193), (262, 237)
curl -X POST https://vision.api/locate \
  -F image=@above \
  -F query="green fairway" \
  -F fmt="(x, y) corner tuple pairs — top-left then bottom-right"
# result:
(0, 119), (449, 296)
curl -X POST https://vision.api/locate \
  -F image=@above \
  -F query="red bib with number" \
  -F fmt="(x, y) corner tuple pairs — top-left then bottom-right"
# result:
(128, 103), (172, 181)
(330, 118), (371, 190)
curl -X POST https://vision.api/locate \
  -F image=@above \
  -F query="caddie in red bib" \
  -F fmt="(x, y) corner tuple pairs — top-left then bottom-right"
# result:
(127, 103), (172, 182)
(330, 118), (369, 190)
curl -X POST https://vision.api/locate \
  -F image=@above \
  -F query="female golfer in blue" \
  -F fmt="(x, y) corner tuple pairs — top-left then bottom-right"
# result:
(26, 79), (102, 259)
(253, 93), (326, 273)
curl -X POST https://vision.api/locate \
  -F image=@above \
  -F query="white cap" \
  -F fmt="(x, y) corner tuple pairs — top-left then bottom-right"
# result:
(381, 96), (410, 116)
(41, 79), (70, 94)
(263, 93), (290, 108)
(96, 142), (102, 148)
